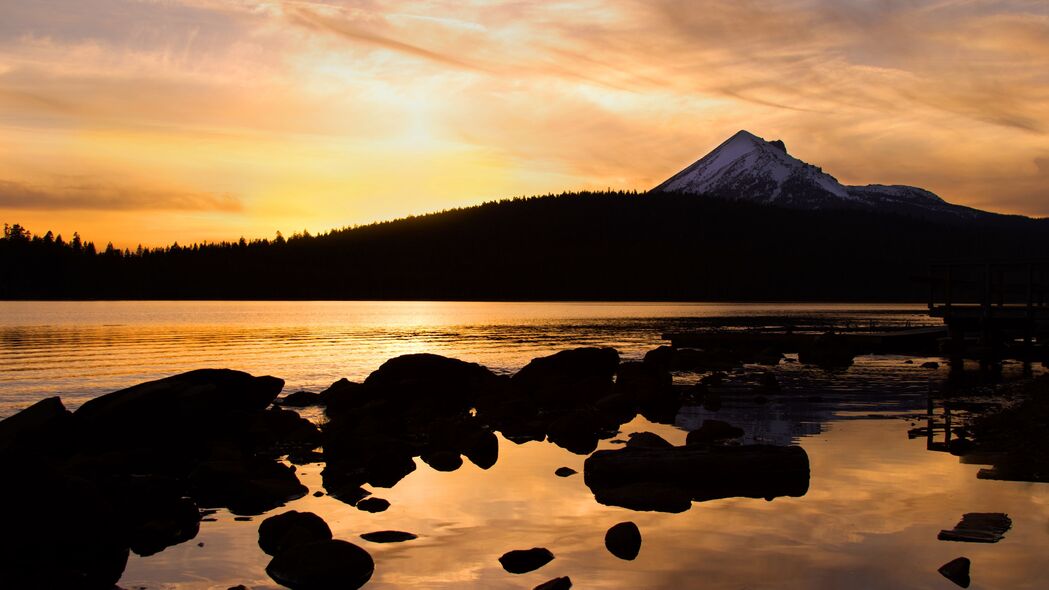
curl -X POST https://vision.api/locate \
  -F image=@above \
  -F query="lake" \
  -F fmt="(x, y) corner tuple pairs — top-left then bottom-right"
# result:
(1, 301), (1046, 589)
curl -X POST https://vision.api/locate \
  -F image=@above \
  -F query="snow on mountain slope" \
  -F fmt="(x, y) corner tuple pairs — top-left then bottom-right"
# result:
(651, 130), (988, 220)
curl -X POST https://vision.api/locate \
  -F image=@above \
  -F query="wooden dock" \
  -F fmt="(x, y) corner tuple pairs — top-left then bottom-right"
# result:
(660, 261), (1049, 369)
(929, 261), (1049, 364)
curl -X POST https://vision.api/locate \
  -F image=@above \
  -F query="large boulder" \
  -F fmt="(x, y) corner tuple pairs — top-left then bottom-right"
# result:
(0, 396), (71, 457)
(585, 443), (809, 509)
(512, 348), (619, 405)
(363, 353), (500, 408)
(0, 466), (129, 590)
(72, 369), (284, 446)
(265, 539), (374, 590)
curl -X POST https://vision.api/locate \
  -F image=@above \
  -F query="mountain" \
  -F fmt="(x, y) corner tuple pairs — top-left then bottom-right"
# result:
(651, 130), (990, 220)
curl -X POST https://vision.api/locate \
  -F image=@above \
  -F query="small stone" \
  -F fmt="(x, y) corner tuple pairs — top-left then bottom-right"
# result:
(938, 557), (971, 588)
(604, 521), (642, 560)
(534, 576), (572, 590)
(498, 547), (555, 574)
(921, 361), (941, 369)
(356, 497), (390, 513)
(360, 530), (418, 543)
(555, 467), (577, 477)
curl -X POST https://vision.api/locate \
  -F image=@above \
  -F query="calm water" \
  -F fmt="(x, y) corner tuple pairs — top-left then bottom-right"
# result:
(2, 301), (1047, 589)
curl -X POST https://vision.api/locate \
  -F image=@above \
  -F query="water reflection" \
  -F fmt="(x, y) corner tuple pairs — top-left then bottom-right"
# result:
(117, 415), (1049, 590)
(0, 301), (928, 417)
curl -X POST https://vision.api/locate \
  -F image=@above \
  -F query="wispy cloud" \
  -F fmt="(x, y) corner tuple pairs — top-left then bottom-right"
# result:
(0, 179), (243, 212)
(2, 0), (1049, 245)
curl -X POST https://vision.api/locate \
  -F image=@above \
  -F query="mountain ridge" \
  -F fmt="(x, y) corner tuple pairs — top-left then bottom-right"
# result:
(651, 130), (990, 221)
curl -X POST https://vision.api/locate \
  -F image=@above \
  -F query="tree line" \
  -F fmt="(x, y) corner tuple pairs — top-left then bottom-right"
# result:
(2, 191), (1046, 300)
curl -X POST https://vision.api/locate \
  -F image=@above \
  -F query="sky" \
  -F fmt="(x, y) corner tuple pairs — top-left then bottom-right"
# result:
(2, 0), (1049, 247)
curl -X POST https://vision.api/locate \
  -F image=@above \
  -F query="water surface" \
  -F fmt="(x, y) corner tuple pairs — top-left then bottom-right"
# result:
(2, 301), (1046, 589)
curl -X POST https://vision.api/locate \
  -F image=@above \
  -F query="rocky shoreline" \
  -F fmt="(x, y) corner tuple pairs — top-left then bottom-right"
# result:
(0, 345), (824, 589)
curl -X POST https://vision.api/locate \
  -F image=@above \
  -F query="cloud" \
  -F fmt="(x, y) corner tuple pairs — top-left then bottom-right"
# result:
(0, 179), (243, 212)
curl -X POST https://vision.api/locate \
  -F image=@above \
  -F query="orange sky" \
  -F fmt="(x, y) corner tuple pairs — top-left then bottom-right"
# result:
(2, 0), (1049, 247)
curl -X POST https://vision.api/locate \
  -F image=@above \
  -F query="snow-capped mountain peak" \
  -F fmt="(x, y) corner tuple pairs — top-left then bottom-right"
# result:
(651, 130), (983, 219)
(651, 130), (854, 207)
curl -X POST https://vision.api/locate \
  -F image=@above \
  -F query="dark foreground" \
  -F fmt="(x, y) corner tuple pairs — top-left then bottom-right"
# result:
(0, 344), (1044, 590)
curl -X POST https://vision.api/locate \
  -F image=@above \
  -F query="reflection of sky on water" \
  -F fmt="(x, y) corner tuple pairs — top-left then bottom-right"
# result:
(4, 302), (1048, 588)
(120, 417), (1049, 590)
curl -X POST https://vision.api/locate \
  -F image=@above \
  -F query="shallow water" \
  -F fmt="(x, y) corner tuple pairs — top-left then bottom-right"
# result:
(2, 301), (1047, 589)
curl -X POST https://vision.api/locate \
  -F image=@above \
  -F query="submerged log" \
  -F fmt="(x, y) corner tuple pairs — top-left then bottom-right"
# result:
(938, 513), (1012, 543)
(584, 443), (809, 511)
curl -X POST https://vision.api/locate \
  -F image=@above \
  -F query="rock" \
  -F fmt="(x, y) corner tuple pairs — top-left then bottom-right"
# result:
(228, 586), (250, 590)
(904, 359), (914, 364)
(513, 348), (620, 405)
(258, 511), (333, 557)
(498, 547), (555, 574)
(0, 396), (71, 456)
(798, 334), (855, 368)
(188, 456), (307, 515)
(319, 378), (365, 415)
(266, 539), (374, 590)
(626, 431), (673, 449)
(324, 483), (370, 506)
(364, 353), (500, 409)
(534, 576), (572, 590)
(922, 361), (941, 369)
(643, 345), (676, 371)
(938, 557), (971, 588)
(615, 361), (673, 403)
(700, 372), (727, 386)
(604, 521), (642, 560)
(127, 493), (201, 557)
(938, 513), (1012, 543)
(686, 420), (745, 445)
(356, 497), (390, 513)
(555, 467), (577, 477)
(0, 466), (129, 590)
(758, 372), (780, 391)
(462, 429), (499, 470)
(421, 450), (463, 472)
(279, 391), (323, 407)
(592, 482), (692, 513)
(546, 410), (602, 455)
(74, 369), (284, 442)
(585, 444), (810, 506)
(360, 530), (418, 543)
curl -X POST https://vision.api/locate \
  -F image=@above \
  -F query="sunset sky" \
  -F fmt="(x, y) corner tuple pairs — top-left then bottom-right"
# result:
(2, 0), (1049, 247)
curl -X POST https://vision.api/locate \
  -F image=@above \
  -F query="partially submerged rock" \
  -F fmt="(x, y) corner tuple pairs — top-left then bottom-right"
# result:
(279, 390), (324, 407)
(938, 557), (971, 588)
(360, 530), (418, 543)
(265, 539), (374, 590)
(585, 443), (809, 511)
(498, 547), (555, 574)
(535, 576), (573, 590)
(626, 431), (673, 449)
(258, 511), (333, 557)
(356, 497), (391, 513)
(555, 467), (578, 477)
(604, 521), (642, 560)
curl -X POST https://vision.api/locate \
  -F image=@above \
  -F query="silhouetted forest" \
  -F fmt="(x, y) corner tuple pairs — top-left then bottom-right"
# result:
(2, 191), (1047, 300)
